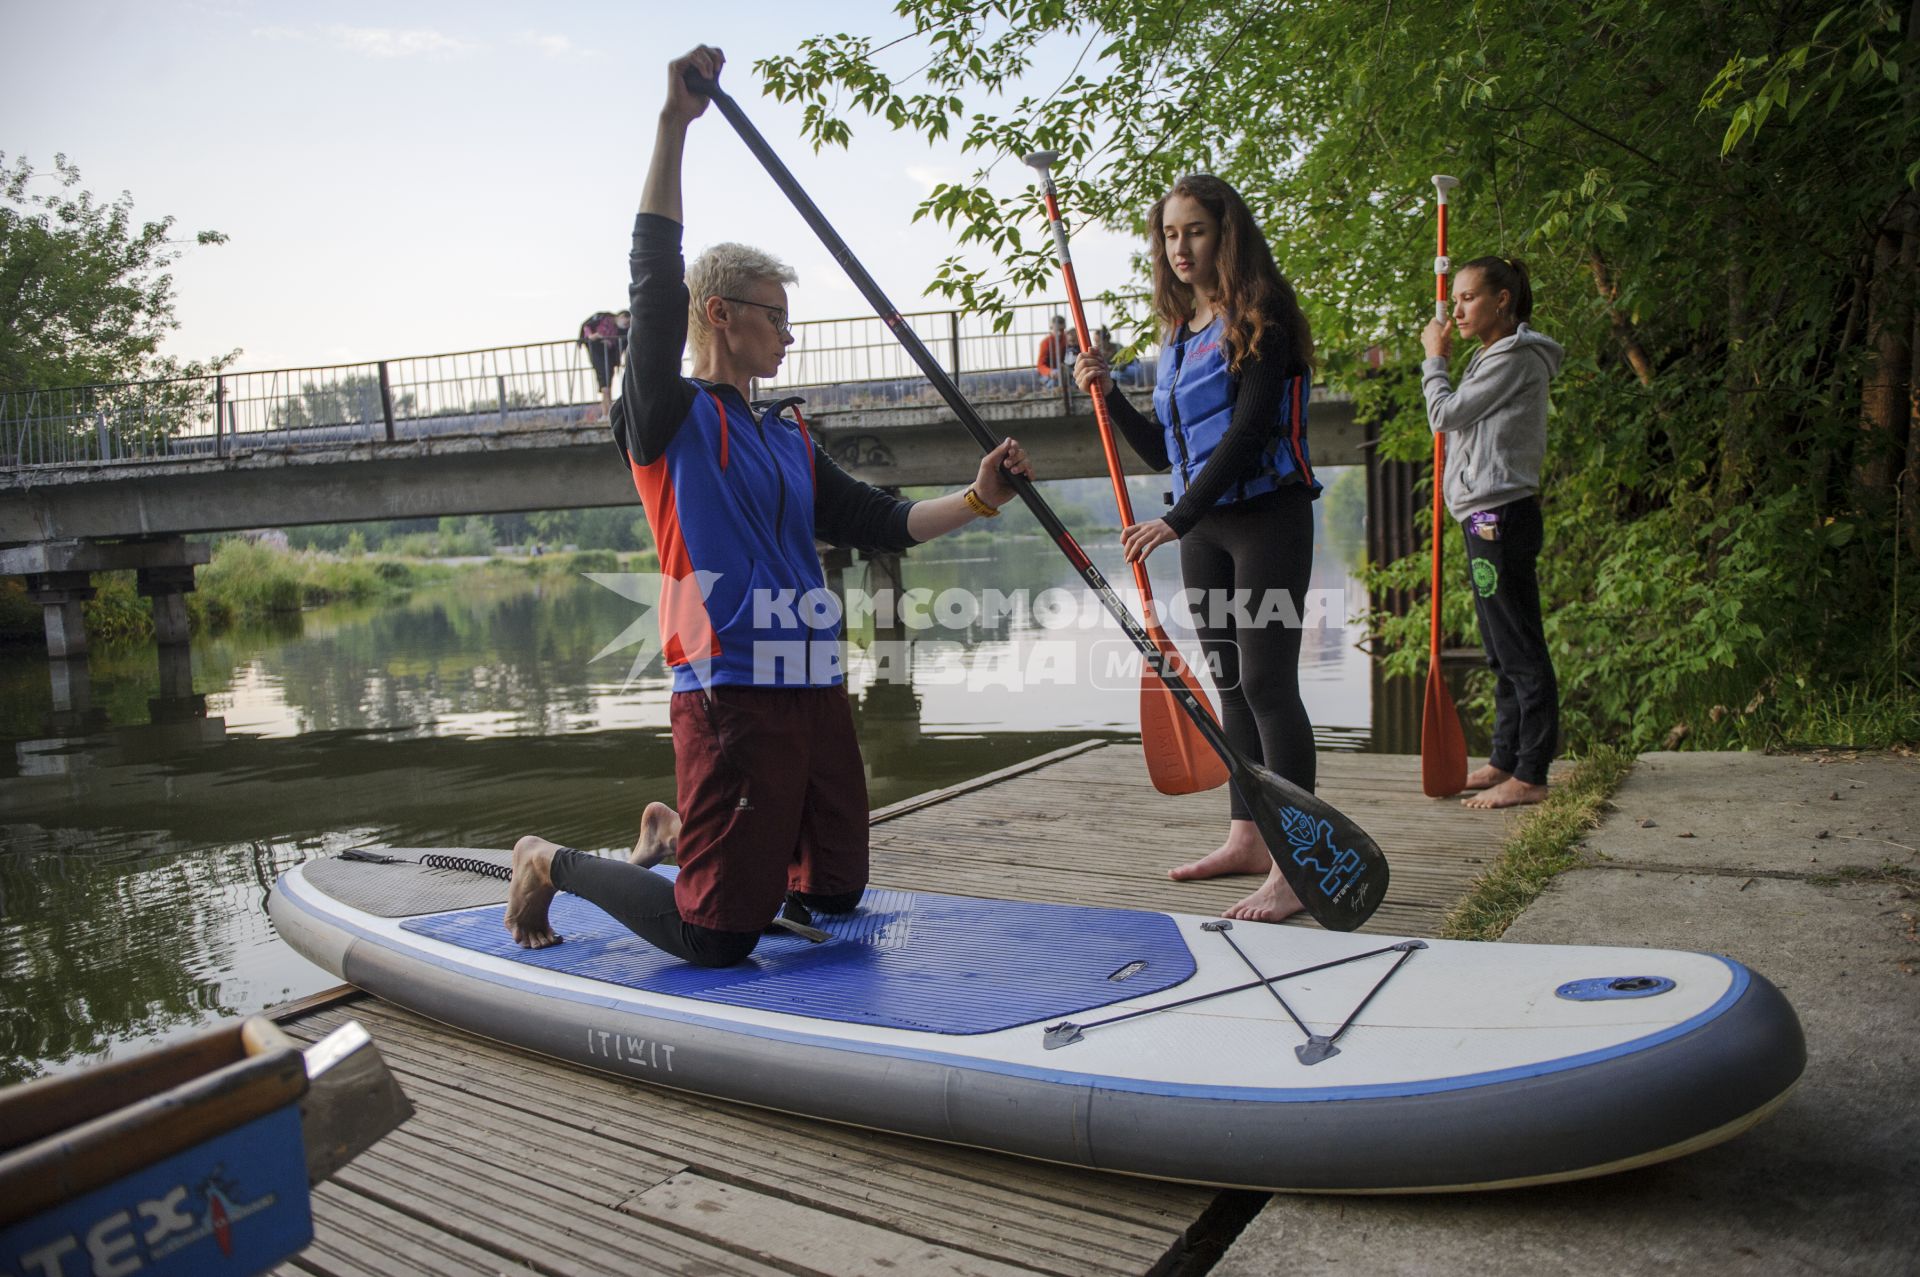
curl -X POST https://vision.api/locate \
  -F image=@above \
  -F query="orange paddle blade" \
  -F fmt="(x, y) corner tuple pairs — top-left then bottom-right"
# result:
(1140, 623), (1231, 794)
(1421, 660), (1468, 797)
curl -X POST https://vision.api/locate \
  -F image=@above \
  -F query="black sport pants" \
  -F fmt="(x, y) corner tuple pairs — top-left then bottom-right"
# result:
(1178, 484), (1318, 820)
(1461, 496), (1559, 785)
(549, 849), (861, 968)
(587, 341), (621, 390)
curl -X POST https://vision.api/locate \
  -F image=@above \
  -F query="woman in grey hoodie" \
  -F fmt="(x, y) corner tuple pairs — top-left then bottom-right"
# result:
(1420, 257), (1564, 809)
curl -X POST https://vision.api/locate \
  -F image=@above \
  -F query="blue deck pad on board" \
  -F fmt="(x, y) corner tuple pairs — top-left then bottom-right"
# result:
(401, 874), (1197, 1035)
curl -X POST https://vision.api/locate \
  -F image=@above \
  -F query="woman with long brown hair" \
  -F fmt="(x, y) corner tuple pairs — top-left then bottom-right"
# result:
(1074, 174), (1322, 924)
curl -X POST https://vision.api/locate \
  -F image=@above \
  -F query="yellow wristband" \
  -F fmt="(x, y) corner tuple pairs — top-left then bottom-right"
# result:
(962, 488), (1001, 518)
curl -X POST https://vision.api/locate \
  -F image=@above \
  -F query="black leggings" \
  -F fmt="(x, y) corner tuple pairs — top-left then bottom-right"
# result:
(549, 848), (861, 968)
(1177, 484), (1317, 820)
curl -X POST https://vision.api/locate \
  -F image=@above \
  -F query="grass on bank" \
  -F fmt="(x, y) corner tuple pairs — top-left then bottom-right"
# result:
(1657, 647), (1920, 753)
(0, 540), (660, 646)
(1438, 745), (1638, 942)
(1737, 679), (1920, 752)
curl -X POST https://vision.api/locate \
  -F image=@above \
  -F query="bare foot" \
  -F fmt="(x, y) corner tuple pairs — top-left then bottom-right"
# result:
(1169, 819), (1271, 880)
(1462, 763), (1511, 791)
(504, 835), (563, 948)
(1462, 777), (1549, 810)
(1221, 865), (1306, 924)
(630, 801), (682, 867)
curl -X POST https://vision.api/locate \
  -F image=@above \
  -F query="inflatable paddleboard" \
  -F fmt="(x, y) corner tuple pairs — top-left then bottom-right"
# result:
(269, 849), (1804, 1193)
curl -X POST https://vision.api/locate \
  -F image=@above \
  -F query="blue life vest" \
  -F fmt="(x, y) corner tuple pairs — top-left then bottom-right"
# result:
(627, 385), (839, 692)
(1153, 316), (1319, 507)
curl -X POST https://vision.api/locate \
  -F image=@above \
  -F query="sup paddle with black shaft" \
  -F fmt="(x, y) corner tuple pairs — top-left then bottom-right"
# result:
(1421, 174), (1469, 799)
(1022, 149), (1229, 798)
(686, 67), (1388, 931)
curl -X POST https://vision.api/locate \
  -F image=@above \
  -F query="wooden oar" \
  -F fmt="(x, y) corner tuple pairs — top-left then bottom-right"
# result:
(689, 69), (1389, 931)
(1422, 174), (1469, 798)
(1023, 150), (1228, 796)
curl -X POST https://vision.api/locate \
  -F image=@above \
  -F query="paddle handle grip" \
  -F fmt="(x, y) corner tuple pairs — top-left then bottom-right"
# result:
(1432, 174), (1458, 324)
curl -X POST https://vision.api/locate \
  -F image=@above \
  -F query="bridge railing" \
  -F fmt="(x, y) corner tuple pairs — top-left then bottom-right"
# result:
(0, 297), (1159, 471)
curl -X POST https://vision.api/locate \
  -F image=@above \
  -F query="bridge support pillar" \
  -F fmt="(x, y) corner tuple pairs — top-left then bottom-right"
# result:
(47, 655), (95, 723)
(1362, 419), (1420, 621)
(150, 641), (206, 719)
(137, 563), (198, 647)
(24, 572), (95, 659)
(862, 547), (907, 639)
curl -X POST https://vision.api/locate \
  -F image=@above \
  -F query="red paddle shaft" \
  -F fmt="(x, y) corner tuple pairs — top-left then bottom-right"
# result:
(1420, 173), (1469, 798)
(1429, 175), (1459, 665)
(1023, 153), (1156, 616)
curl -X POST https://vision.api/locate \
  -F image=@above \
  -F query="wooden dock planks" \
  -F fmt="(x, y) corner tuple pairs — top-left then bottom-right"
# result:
(867, 744), (1554, 934)
(274, 741), (1544, 1277)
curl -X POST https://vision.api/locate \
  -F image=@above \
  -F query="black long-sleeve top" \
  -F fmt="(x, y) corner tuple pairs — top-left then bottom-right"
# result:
(1103, 314), (1308, 537)
(609, 213), (919, 554)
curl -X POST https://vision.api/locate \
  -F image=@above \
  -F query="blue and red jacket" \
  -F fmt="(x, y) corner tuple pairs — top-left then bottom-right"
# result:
(1152, 314), (1316, 515)
(1102, 311), (1319, 536)
(612, 214), (918, 692)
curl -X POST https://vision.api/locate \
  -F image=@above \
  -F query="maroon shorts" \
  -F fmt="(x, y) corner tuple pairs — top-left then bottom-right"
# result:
(669, 684), (869, 932)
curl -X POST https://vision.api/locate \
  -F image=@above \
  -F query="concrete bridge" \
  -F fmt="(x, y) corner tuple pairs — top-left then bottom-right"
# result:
(0, 384), (1359, 546)
(0, 299), (1368, 669)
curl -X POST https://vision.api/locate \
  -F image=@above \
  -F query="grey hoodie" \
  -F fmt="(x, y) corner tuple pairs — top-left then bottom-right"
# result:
(1421, 323), (1564, 520)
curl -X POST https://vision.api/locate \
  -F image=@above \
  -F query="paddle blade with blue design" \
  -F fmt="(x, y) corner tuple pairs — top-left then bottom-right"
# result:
(1238, 760), (1390, 931)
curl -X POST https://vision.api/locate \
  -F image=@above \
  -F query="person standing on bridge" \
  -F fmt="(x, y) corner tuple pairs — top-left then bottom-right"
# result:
(1073, 173), (1321, 925)
(506, 44), (1033, 967)
(1036, 313), (1079, 385)
(1419, 256), (1563, 810)
(579, 308), (629, 421)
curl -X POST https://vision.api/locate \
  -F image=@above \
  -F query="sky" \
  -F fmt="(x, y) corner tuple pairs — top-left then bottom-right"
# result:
(1, 1), (1141, 376)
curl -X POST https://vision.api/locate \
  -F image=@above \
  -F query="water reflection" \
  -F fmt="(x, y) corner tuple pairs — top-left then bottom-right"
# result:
(0, 516), (1400, 1083)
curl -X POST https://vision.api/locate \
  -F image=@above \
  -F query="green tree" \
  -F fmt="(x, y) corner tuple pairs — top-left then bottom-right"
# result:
(758, 0), (1920, 748)
(0, 152), (231, 392)
(436, 515), (498, 557)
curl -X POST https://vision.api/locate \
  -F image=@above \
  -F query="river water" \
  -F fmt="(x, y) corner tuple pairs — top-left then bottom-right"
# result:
(0, 514), (1397, 1083)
